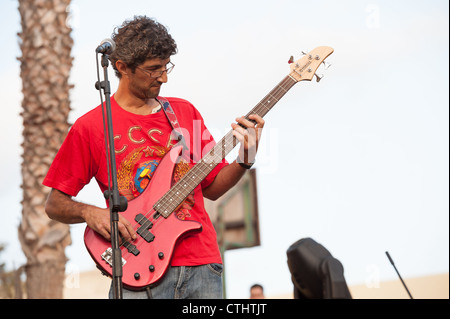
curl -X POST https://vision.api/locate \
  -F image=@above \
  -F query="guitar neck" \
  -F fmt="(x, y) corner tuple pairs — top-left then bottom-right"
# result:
(154, 75), (297, 217)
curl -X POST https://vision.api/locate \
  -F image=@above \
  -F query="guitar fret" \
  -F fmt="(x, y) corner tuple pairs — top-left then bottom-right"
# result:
(278, 84), (288, 92)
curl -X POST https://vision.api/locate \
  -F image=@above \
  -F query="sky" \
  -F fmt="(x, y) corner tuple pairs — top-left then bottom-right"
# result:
(0, 0), (448, 298)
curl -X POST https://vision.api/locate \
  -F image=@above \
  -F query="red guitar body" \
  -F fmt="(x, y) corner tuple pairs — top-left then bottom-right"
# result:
(84, 145), (202, 290)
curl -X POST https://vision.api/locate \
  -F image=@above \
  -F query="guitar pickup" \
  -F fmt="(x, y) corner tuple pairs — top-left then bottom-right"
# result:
(135, 213), (153, 229)
(135, 213), (155, 243)
(122, 240), (140, 256)
(137, 229), (155, 243)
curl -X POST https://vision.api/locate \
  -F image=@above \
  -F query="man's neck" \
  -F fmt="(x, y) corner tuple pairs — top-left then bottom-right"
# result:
(114, 85), (160, 115)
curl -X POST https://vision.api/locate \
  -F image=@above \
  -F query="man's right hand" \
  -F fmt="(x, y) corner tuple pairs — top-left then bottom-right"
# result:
(45, 188), (137, 243)
(82, 206), (137, 243)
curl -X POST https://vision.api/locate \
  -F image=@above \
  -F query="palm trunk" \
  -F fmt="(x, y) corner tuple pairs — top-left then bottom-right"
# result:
(17, 0), (73, 298)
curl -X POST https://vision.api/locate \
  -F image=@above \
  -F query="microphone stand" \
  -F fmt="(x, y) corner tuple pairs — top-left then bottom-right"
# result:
(385, 251), (413, 299)
(96, 53), (128, 299)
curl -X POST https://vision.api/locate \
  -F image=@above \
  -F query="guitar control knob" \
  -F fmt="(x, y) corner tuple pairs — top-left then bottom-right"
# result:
(158, 252), (164, 259)
(134, 272), (140, 280)
(149, 265), (155, 272)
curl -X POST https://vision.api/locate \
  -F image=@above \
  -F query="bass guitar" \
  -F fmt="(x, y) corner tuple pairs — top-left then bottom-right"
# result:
(84, 46), (334, 290)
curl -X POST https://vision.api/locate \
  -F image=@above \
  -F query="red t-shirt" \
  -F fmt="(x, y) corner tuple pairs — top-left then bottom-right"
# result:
(43, 95), (227, 266)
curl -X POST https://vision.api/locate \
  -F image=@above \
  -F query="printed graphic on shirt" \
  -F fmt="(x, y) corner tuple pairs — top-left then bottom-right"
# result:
(116, 126), (194, 220)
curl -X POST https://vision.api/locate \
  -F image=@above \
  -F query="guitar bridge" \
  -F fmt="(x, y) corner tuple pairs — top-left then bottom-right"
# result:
(101, 248), (127, 268)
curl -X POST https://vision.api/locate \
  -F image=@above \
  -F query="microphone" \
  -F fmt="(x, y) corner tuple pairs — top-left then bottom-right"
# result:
(96, 38), (115, 54)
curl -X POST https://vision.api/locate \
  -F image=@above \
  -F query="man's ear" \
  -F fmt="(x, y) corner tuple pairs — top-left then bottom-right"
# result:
(116, 60), (128, 77)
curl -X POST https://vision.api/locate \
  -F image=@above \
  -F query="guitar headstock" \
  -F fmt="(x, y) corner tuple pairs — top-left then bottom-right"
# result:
(289, 46), (334, 82)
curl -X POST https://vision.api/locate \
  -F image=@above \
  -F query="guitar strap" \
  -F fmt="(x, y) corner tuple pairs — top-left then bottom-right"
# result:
(156, 96), (189, 154)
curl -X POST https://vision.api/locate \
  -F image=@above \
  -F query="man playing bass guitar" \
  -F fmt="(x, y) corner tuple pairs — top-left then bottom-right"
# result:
(43, 15), (264, 299)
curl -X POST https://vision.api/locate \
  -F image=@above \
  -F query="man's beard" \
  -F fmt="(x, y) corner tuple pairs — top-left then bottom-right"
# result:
(129, 80), (161, 99)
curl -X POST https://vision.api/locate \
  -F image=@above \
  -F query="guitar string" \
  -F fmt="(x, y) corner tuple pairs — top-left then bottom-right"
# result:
(118, 75), (296, 263)
(118, 75), (296, 264)
(117, 75), (296, 262)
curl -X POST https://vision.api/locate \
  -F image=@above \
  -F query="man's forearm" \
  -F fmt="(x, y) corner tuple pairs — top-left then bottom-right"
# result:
(45, 188), (137, 242)
(45, 188), (91, 224)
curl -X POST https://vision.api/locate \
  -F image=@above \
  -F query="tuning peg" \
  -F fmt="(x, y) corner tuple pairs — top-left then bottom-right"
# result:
(314, 73), (324, 82)
(322, 61), (331, 70)
(302, 50), (316, 60)
(288, 56), (294, 64)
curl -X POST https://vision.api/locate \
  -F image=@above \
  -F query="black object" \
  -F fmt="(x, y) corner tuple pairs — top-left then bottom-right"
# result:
(385, 251), (413, 299)
(286, 237), (352, 299)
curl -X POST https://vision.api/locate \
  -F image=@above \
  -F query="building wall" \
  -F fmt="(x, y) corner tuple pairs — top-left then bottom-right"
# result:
(63, 271), (448, 299)
(348, 272), (449, 299)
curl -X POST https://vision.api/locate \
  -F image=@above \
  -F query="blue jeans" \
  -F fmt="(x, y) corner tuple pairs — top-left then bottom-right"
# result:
(108, 263), (224, 299)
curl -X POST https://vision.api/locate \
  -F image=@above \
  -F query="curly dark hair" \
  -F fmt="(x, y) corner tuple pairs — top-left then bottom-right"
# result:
(109, 16), (177, 78)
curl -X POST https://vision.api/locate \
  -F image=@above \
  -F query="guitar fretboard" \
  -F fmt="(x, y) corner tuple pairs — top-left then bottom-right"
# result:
(153, 75), (297, 218)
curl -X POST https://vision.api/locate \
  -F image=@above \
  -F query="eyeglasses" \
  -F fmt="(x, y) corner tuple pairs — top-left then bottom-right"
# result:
(136, 62), (175, 78)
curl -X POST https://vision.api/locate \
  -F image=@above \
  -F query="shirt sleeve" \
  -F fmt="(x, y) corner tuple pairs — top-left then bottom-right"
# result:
(42, 121), (97, 197)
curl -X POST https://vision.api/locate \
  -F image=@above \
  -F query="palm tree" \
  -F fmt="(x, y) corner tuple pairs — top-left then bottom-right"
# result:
(17, 0), (73, 298)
